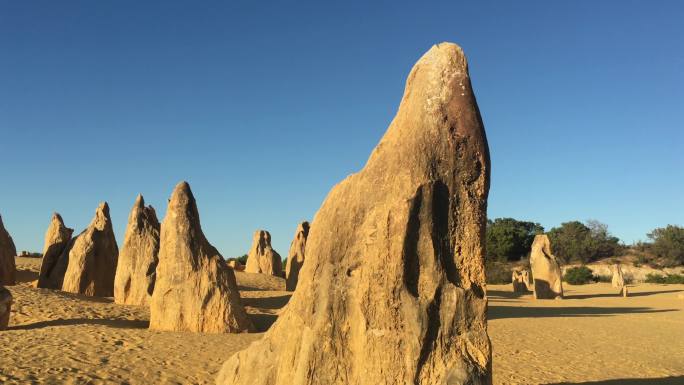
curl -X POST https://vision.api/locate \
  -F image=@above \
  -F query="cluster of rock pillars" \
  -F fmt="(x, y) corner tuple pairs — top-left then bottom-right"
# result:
(0, 42), (600, 384)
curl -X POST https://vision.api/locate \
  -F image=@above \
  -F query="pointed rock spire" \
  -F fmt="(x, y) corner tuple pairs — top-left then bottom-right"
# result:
(217, 42), (492, 385)
(285, 221), (309, 291)
(245, 230), (282, 276)
(530, 234), (563, 299)
(0, 215), (17, 286)
(38, 213), (74, 289)
(62, 202), (119, 297)
(150, 182), (253, 333)
(114, 194), (160, 305)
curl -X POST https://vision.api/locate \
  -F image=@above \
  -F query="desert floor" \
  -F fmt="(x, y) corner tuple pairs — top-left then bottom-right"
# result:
(1, 258), (683, 384)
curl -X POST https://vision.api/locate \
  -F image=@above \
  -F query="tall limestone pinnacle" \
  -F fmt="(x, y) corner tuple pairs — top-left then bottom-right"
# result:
(530, 234), (563, 300)
(245, 230), (282, 276)
(217, 42), (492, 385)
(284, 221), (309, 291)
(38, 213), (74, 289)
(149, 182), (253, 333)
(62, 202), (119, 297)
(114, 195), (161, 306)
(0, 215), (17, 286)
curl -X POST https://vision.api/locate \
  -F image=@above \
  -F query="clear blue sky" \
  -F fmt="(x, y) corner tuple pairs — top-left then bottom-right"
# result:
(1, 1), (682, 257)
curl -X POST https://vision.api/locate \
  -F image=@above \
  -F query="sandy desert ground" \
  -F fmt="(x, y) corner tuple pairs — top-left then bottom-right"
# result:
(1, 257), (683, 384)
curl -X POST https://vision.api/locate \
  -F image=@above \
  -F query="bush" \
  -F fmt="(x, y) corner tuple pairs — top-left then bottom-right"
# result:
(644, 273), (684, 284)
(564, 266), (594, 285)
(486, 262), (512, 284)
(548, 220), (622, 264)
(234, 254), (248, 265)
(635, 254), (650, 267)
(647, 225), (684, 266)
(593, 274), (612, 283)
(486, 218), (544, 262)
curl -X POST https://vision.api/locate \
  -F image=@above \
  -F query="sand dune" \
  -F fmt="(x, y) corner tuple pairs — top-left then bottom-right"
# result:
(1, 257), (683, 384)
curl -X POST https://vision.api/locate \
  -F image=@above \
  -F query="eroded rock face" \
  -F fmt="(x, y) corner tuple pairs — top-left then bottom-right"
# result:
(217, 42), (491, 385)
(114, 195), (160, 306)
(62, 203), (119, 297)
(284, 221), (309, 291)
(0, 286), (11, 330)
(244, 230), (282, 276)
(149, 182), (253, 333)
(530, 235), (563, 299)
(611, 264), (628, 297)
(37, 213), (74, 289)
(611, 264), (625, 288)
(0, 215), (17, 286)
(227, 260), (245, 272)
(512, 268), (532, 293)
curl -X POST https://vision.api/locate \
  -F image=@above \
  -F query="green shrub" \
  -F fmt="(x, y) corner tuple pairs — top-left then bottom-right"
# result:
(564, 266), (594, 285)
(486, 262), (512, 284)
(593, 274), (611, 283)
(645, 273), (684, 284)
(635, 254), (650, 266)
(235, 254), (248, 265)
(486, 218), (544, 262)
(548, 220), (622, 264)
(647, 225), (684, 266)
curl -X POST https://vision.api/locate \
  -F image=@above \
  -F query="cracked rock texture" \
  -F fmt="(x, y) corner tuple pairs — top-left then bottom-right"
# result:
(217, 42), (492, 385)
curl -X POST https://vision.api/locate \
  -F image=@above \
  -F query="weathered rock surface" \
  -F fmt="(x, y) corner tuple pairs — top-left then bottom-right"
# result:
(611, 264), (628, 297)
(149, 182), (253, 333)
(227, 260), (245, 272)
(0, 286), (11, 330)
(37, 213), (74, 289)
(114, 195), (160, 306)
(284, 221), (309, 291)
(0, 215), (17, 286)
(611, 264), (625, 288)
(217, 42), (491, 385)
(512, 268), (532, 293)
(244, 230), (282, 276)
(62, 203), (119, 297)
(530, 234), (563, 299)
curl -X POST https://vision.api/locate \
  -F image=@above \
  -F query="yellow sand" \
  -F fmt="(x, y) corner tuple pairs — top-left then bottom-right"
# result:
(1, 258), (683, 384)
(489, 283), (684, 384)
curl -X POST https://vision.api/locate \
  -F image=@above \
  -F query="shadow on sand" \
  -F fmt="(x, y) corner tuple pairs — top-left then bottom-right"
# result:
(249, 313), (278, 332)
(549, 376), (684, 384)
(488, 290), (529, 299)
(241, 294), (291, 332)
(241, 294), (291, 310)
(565, 289), (683, 300)
(16, 268), (39, 284)
(9, 318), (149, 330)
(489, 305), (679, 320)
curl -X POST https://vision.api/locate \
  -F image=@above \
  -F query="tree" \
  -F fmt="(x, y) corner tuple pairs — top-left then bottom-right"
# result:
(647, 225), (684, 266)
(486, 218), (544, 262)
(548, 220), (622, 264)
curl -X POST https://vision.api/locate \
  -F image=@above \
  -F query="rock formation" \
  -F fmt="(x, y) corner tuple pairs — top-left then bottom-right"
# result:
(611, 264), (627, 297)
(61, 203), (119, 297)
(512, 268), (532, 293)
(0, 215), (17, 286)
(284, 221), (309, 291)
(244, 230), (282, 276)
(227, 260), (245, 272)
(217, 42), (491, 385)
(37, 213), (74, 289)
(0, 286), (11, 330)
(611, 264), (625, 288)
(530, 234), (563, 299)
(149, 182), (253, 333)
(114, 195), (160, 306)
